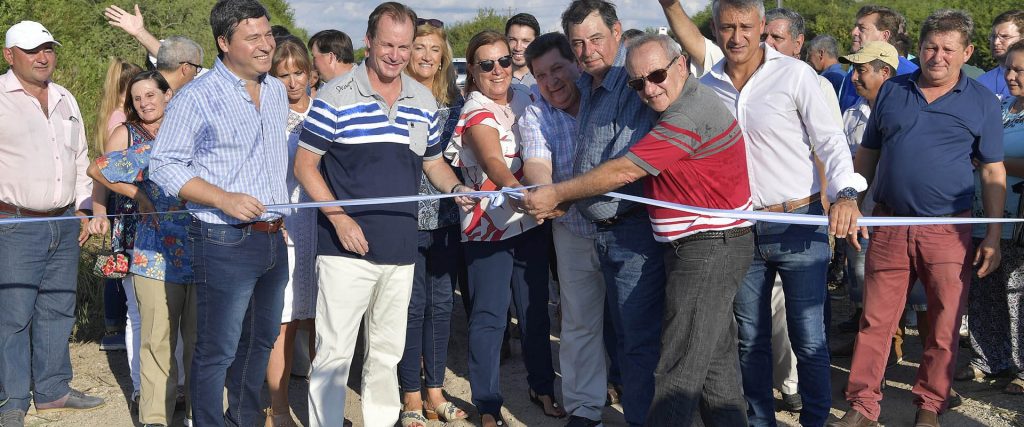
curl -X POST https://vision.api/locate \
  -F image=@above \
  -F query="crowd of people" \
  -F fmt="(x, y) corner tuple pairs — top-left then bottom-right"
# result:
(0, 0), (1022, 426)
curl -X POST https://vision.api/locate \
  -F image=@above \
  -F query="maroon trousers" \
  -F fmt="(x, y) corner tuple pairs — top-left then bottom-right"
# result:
(845, 217), (972, 421)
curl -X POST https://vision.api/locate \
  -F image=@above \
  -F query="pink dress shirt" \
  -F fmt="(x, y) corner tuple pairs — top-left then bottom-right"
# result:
(0, 70), (92, 212)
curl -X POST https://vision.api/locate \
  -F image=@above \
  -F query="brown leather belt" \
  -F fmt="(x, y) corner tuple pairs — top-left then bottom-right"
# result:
(0, 201), (71, 217)
(233, 218), (284, 233)
(669, 226), (752, 248)
(755, 193), (819, 213)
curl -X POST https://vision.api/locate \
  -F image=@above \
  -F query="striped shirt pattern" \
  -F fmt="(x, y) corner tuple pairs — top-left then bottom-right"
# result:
(519, 96), (596, 238)
(149, 58), (290, 225)
(298, 64), (441, 264)
(625, 77), (753, 242)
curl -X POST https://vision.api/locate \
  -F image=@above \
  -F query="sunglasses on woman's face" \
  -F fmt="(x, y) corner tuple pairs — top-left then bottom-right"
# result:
(476, 55), (513, 72)
(627, 56), (680, 91)
(417, 18), (444, 28)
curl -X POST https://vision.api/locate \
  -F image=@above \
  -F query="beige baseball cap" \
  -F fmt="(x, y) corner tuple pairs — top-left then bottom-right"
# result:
(839, 41), (898, 70)
(5, 21), (61, 50)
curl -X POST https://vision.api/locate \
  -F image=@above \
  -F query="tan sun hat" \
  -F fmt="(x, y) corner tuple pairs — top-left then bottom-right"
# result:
(839, 41), (898, 70)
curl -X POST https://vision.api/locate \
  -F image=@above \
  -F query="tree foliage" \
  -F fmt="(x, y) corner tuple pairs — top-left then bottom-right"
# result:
(690, 0), (1019, 70)
(446, 8), (511, 60)
(1, 0), (306, 157)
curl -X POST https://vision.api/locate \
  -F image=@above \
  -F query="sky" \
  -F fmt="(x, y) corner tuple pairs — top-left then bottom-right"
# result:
(287, 0), (711, 50)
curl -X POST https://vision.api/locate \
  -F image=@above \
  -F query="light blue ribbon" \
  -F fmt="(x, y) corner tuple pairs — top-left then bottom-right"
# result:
(1, 188), (1020, 227)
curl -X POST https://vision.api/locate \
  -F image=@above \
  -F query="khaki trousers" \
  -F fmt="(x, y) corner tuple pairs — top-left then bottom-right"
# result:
(133, 275), (197, 425)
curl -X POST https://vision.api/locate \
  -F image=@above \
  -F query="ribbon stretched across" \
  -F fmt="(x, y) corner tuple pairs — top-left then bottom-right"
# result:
(1, 188), (1020, 227)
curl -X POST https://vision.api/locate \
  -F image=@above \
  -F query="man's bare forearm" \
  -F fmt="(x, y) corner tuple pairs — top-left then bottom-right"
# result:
(555, 157), (648, 202)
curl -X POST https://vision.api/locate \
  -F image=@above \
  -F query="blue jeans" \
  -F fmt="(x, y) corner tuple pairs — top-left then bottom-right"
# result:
(187, 219), (287, 426)
(464, 225), (555, 416)
(594, 213), (665, 426)
(735, 201), (831, 427)
(0, 214), (79, 412)
(399, 226), (458, 391)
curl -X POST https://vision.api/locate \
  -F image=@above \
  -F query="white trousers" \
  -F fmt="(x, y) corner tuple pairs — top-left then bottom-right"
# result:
(553, 223), (607, 420)
(308, 256), (414, 427)
(123, 275), (142, 394)
(770, 277), (799, 395)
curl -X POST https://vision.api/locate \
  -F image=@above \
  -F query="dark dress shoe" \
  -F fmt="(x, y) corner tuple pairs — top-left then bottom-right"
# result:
(914, 408), (940, 427)
(829, 409), (879, 427)
(565, 415), (602, 427)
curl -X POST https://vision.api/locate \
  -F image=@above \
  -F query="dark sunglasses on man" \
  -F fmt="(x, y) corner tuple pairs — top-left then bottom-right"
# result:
(476, 55), (512, 72)
(627, 56), (680, 92)
(417, 18), (444, 28)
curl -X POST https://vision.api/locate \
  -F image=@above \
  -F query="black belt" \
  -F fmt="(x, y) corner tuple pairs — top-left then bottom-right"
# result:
(669, 226), (752, 248)
(592, 204), (646, 227)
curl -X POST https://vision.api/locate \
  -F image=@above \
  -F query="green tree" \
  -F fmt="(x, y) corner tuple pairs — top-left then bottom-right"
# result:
(446, 8), (510, 59)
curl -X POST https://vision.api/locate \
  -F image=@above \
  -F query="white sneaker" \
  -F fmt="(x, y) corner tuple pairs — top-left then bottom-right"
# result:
(960, 315), (969, 337)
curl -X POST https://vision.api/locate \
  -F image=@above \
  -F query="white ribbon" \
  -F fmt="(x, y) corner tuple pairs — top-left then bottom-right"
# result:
(2, 187), (1020, 227)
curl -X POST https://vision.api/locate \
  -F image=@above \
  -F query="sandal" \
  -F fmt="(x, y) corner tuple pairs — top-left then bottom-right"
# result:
(424, 400), (467, 421)
(529, 389), (567, 418)
(1005, 378), (1024, 395)
(264, 408), (297, 427)
(954, 365), (985, 381)
(400, 409), (428, 427)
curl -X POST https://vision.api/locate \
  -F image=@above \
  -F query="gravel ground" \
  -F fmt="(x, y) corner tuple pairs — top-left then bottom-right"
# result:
(21, 293), (1023, 426)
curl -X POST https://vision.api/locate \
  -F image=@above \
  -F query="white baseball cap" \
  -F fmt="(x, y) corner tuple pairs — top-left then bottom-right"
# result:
(5, 21), (61, 50)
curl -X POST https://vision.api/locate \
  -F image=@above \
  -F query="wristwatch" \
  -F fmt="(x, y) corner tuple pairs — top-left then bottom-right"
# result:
(837, 187), (859, 201)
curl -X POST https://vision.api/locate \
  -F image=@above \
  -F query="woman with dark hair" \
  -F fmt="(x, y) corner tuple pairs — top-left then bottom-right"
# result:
(396, 19), (468, 427)
(263, 35), (318, 427)
(447, 30), (563, 426)
(88, 70), (196, 427)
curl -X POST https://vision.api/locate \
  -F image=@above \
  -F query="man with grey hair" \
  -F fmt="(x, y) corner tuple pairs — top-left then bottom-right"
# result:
(807, 35), (844, 94)
(528, 32), (754, 426)
(156, 36), (204, 92)
(669, 0), (867, 425)
(833, 10), (1006, 427)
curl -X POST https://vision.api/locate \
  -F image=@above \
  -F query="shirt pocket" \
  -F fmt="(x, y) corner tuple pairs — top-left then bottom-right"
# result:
(408, 121), (428, 156)
(62, 117), (82, 152)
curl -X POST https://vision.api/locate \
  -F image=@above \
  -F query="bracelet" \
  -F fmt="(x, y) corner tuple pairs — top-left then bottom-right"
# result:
(449, 183), (463, 193)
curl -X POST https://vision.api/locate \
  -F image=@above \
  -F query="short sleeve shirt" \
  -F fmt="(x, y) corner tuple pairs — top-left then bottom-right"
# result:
(864, 72), (1004, 216)
(298, 64), (441, 265)
(625, 77), (753, 241)
(447, 90), (537, 242)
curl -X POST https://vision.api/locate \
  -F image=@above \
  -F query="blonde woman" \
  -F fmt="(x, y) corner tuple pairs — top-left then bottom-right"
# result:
(263, 36), (318, 427)
(396, 18), (467, 427)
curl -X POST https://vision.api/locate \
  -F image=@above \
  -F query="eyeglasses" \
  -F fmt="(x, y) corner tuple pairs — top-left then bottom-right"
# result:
(475, 55), (512, 72)
(181, 61), (203, 73)
(417, 18), (444, 28)
(626, 56), (680, 91)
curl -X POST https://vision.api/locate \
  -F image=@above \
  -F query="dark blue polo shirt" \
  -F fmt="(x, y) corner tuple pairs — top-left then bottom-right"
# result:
(863, 71), (1003, 217)
(298, 64), (442, 265)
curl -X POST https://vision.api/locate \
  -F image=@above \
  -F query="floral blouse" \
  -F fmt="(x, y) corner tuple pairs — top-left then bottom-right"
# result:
(417, 95), (464, 231)
(97, 124), (192, 284)
(108, 123), (147, 252)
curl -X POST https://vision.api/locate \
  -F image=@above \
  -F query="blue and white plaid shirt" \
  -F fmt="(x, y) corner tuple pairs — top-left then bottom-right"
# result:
(150, 58), (291, 225)
(519, 96), (595, 238)
(573, 44), (657, 221)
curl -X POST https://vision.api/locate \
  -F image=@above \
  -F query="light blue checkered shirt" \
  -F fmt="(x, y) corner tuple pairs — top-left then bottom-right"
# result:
(573, 45), (657, 221)
(519, 97), (595, 238)
(150, 58), (291, 224)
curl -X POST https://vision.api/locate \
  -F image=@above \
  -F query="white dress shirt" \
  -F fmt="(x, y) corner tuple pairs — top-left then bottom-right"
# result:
(700, 44), (867, 208)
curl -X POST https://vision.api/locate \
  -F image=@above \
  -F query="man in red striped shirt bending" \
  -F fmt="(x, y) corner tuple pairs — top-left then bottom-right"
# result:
(524, 33), (753, 425)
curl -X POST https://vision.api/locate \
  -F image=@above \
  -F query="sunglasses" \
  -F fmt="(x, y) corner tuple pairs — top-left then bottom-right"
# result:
(627, 56), (680, 91)
(476, 55), (513, 72)
(180, 61), (203, 73)
(417, 18), (444, 28)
